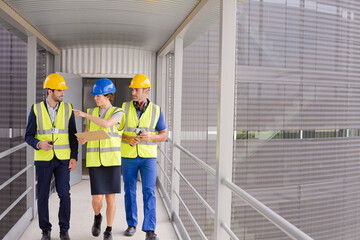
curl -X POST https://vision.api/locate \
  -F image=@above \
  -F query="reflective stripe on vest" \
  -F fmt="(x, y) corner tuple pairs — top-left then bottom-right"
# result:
(86, 106), (123, 167)
(121, 101), (160, 158)
(34, 101), (71, 161)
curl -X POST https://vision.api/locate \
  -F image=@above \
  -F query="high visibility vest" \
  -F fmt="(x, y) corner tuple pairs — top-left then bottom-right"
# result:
(86, 107), (123, 167)
(121, 101), (160, 158)
(33, 101), (72, 161)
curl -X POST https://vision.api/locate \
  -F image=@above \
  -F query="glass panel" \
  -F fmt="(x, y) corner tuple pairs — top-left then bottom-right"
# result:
(0, 25), (53, 238)
(231, 195), (291, 240)
(180, 3), (220, 240)
(234, 0), (360, 239)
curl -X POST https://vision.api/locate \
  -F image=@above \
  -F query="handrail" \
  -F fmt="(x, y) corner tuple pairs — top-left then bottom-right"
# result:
(0, 142), (27, 159)
(174, 190), (208, 240)
(221, 178), (313, 240)
(174, 143), (216, 177)
(168, 142), (313, 239)
(0, 164), (32, 191)
(174, 167), (215, 216)
(0, 186), (32, 221)
(157, 160), (172, 185)
(158, 146), (173, 164)
(0, 142), (34, 227)
(221, 222), (239, 240)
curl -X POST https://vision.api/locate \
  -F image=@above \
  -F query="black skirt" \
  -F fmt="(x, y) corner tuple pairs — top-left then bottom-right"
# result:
(89, 165), (121, 195)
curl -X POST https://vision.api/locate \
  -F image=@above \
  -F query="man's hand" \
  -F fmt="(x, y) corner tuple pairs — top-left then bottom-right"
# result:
(38, 140), (53, 151)
(68, 158), (77, 171)
(129, 136), (140, 146)
(138, 132), (152, 142)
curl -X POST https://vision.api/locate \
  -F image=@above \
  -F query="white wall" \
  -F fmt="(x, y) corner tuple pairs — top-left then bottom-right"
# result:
(61, 46), (156, 79)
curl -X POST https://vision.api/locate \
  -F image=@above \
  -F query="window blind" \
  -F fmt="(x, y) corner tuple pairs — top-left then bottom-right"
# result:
(180, 22), (219, 240)
(234, 0), (360, 239)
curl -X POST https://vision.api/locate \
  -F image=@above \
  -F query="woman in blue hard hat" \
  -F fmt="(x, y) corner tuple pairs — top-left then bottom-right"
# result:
(73, 78), (123, 240)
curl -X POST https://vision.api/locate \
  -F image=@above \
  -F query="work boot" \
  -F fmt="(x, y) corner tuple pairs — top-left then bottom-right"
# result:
(60, 231), (70, 240)
(92, 213), (103, 237)
(124, 226), (136, 236)
(41, 230), (51, 240)
(145, 231), (159, 240)
(103, 230), (113, 240)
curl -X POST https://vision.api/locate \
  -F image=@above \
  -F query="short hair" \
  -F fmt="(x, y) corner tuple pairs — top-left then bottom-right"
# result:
(46, 88), (54, 95)
(105, 93), (115, 103)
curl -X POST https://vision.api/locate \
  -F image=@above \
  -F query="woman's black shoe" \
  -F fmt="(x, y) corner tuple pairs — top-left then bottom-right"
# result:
(92, 213), (102, 237)
(103, 230), (112, 240)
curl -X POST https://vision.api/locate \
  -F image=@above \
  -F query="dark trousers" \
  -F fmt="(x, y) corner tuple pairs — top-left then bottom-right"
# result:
(35, 158), (70, 232)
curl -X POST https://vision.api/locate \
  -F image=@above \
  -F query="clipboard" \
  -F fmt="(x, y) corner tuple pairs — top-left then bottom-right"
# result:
(75, 130), (110, 141)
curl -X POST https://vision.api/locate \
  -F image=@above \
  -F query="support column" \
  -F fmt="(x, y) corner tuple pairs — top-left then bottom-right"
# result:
(26, 35), (37, 217)
(214, 0), (237, 239)
(54, 54), (61, 72)
(171, 37), (183, 218)
(156, 56), (167, 188)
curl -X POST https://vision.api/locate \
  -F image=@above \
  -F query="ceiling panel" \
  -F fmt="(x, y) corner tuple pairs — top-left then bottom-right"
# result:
(2, 0), (200, 51)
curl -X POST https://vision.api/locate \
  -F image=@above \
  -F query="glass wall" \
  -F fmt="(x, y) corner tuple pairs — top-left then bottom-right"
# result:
(0, 26), (53, 238)
(233, 0), (360, 239)
(179, 4), (220, 239)
(0, 26), (28, 239)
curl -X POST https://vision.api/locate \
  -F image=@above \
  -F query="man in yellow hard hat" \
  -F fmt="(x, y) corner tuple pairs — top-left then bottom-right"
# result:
(25, 73), (78, 240)
(120, 74), (167, 240)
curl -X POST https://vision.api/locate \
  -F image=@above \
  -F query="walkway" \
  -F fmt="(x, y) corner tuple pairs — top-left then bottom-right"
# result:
(19, 179), (178, 240)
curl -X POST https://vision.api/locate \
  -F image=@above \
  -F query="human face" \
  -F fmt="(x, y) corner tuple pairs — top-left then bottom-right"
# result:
(94, 94), (110, 108)
(50, 89), (64, 103)
(131, 88), (148, 102)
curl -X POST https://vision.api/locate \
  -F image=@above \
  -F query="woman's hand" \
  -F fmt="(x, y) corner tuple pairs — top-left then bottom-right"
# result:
(73, 109), (86, 118)
(77, 137), (87, 145)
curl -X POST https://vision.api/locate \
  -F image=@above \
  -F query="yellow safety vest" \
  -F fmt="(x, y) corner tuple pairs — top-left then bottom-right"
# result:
(120, 101), (160, 158)
(33, 101), (72, 161)
(86, 106), (123, 167)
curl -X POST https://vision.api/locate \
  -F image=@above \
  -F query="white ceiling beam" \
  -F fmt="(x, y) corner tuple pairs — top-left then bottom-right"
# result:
(0, 0), (60, 55)
(157, 0), (218, 57)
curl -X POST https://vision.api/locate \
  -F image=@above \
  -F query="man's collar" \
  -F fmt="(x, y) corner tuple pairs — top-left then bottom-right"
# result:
(45, 99), (59, 110)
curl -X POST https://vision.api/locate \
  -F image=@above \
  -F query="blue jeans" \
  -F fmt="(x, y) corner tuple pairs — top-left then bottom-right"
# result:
(122, 157), (157, 231)
(35, 158), (70, 232)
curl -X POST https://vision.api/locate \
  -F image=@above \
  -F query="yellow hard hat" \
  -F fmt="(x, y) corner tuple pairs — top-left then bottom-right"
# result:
(129, 74), (151, 89)
(43, 73), (68, 89)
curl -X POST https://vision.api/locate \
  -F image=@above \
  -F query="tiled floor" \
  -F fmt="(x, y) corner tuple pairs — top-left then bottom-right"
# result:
(19, 179), (178, 240)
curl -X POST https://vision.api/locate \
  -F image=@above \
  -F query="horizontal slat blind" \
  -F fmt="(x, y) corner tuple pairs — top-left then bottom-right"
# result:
(234, 0), (360, 239)
(180, 20), (219, 239)
(0, 26), (27, 239)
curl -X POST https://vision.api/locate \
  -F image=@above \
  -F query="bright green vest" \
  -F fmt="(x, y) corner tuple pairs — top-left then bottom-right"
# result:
(33, 101), (71, 161)
(120, 101), (160, 158)
(86, 107), (123, 167)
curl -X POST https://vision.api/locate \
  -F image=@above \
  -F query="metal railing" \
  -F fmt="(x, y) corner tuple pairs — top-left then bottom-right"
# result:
(157, 147), (172, 185)
(157, 143), (314, 240)
(222, 178), (313, 240)
(0, 142), (27, 159)
(174, 143), (216, 177)
(174, 167), (215, 216)
(0, 142), (32, 222)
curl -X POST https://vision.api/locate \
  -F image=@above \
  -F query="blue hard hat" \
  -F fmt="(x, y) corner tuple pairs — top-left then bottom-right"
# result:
(91, 78), (116, 95)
